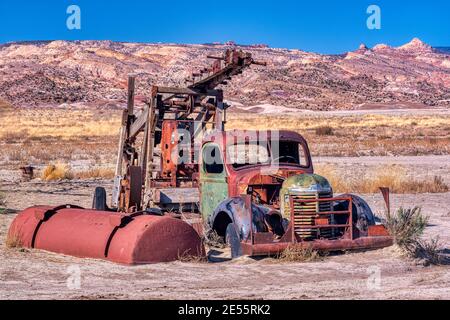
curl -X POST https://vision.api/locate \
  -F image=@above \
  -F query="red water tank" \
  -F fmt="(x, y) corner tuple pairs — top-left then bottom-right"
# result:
(8, 206), (205, 264)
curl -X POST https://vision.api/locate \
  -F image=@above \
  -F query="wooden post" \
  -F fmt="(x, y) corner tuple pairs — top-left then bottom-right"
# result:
(214, 90), (224, 130)
(127, 75), (136, 116)
(115, 110), (128, 177)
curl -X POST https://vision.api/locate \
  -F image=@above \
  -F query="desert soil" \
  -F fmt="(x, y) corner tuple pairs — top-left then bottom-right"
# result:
(0, 156), (449, 300)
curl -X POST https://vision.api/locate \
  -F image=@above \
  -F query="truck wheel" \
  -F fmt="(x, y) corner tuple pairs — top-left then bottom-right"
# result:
(225, 223), (243, 259)
(92, 187), (108, 211)
(334, 194), (375, 237)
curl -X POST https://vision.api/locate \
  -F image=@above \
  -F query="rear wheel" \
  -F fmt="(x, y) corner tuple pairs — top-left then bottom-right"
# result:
(225, 223), (243, 259)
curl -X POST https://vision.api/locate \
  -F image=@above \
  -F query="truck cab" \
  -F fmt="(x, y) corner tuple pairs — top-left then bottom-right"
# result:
(199, 129), (313, 221)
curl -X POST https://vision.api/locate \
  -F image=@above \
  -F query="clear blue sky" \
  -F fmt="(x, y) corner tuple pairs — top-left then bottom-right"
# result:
(0, 0), (448, 54)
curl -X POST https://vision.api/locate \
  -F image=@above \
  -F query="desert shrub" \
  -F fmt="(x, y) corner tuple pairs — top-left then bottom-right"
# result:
(411, 237), (444, 266)
(384, 207), (428, 248)
(384, 207), (445, 265)
(315, 126), (334, 136)
(41, 163), (74, 181)
(277, 245), (321, 262)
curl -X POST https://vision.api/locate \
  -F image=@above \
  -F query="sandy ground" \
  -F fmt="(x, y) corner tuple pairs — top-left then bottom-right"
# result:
(0, 156), (449, 300)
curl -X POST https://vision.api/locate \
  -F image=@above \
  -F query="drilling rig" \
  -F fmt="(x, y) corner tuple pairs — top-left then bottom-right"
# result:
(111, 49), (266, 215)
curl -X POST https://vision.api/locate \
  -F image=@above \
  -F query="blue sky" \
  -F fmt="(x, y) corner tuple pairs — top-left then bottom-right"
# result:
(0, 0), (448, 54)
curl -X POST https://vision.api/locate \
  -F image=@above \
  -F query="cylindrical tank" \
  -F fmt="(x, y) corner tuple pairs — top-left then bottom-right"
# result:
(7, 206), (205, 264)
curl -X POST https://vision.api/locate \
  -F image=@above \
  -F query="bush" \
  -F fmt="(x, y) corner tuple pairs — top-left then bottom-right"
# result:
(315, 126), (334, 136)
(384, 207), (428, 248)
(41, 163), (74, 181)
(383, 207), (445, 265)
(411, 237), (444, 266)
(277, 245), (321, 262)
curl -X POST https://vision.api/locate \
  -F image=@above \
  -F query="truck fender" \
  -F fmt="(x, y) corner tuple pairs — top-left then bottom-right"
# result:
(208, 197), (251, 241)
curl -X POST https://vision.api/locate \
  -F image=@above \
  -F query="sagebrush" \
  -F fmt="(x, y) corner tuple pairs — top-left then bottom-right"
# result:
(383, 207), (443, 265)
(384, 207), (428, 247)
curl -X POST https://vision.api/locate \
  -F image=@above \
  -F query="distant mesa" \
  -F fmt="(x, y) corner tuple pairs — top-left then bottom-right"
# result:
(398, 37), (432, 53)
(344, 43), (370, 59)
(373, 43), (391, 51)
(359, 43), (369, 50)
(225, 41), (237, 46)
(356, 43), (369, 53)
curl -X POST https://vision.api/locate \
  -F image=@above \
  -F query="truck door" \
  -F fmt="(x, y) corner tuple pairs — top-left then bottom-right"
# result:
(200, 143), (228, 221)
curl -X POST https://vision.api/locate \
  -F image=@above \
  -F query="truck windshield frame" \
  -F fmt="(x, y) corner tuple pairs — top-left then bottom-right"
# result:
(226, 139), (309, 170)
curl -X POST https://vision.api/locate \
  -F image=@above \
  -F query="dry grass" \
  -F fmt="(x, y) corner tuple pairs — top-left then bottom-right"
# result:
(315, 126), (334, 136)
(41, 163), (74, 181)
(1, 108), (450, 167)
(202, 229), (226, 249)
(0, 108), (121, 141)
(177, 249), (207, 263)
(276, 245), (321, 262)
(227, 113), (450, 156)
(0, 192), (6, 214)
(73, 168), (115, 180)
(6, 231), (23, 249)
(315, 164), (449, 194)
(1, 130), (29, 143)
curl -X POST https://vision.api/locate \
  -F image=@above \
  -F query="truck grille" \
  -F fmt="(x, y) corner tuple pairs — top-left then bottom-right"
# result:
(290, 191), (333, 240)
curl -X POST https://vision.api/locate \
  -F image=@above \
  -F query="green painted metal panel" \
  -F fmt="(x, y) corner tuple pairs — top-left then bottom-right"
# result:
(199, 143), (229, 221)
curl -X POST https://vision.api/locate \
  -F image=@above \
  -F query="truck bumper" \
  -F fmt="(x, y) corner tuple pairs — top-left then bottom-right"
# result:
(240, 236), (393, 256)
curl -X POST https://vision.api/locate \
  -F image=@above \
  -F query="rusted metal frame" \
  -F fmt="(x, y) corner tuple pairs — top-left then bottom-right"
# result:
(244, 195), (254, 245)
(155, 86), (221, 97)
(129, 108), (148, 139)
(241, 236), (393, 256)
(140, 106), (149, 180)
(290, 196), (351, 202)
(290, 196), (353, 239)
(379, 187), (390, 216)
(348, 197), (353, 240)
(290, 195), (296, 243)
(143, 98), (157, 209)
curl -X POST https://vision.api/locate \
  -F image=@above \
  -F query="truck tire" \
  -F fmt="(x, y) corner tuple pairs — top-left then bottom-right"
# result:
(92, 187), (108, 211)
(334, 194), (375, 237)
(225, 223), (243, 259)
